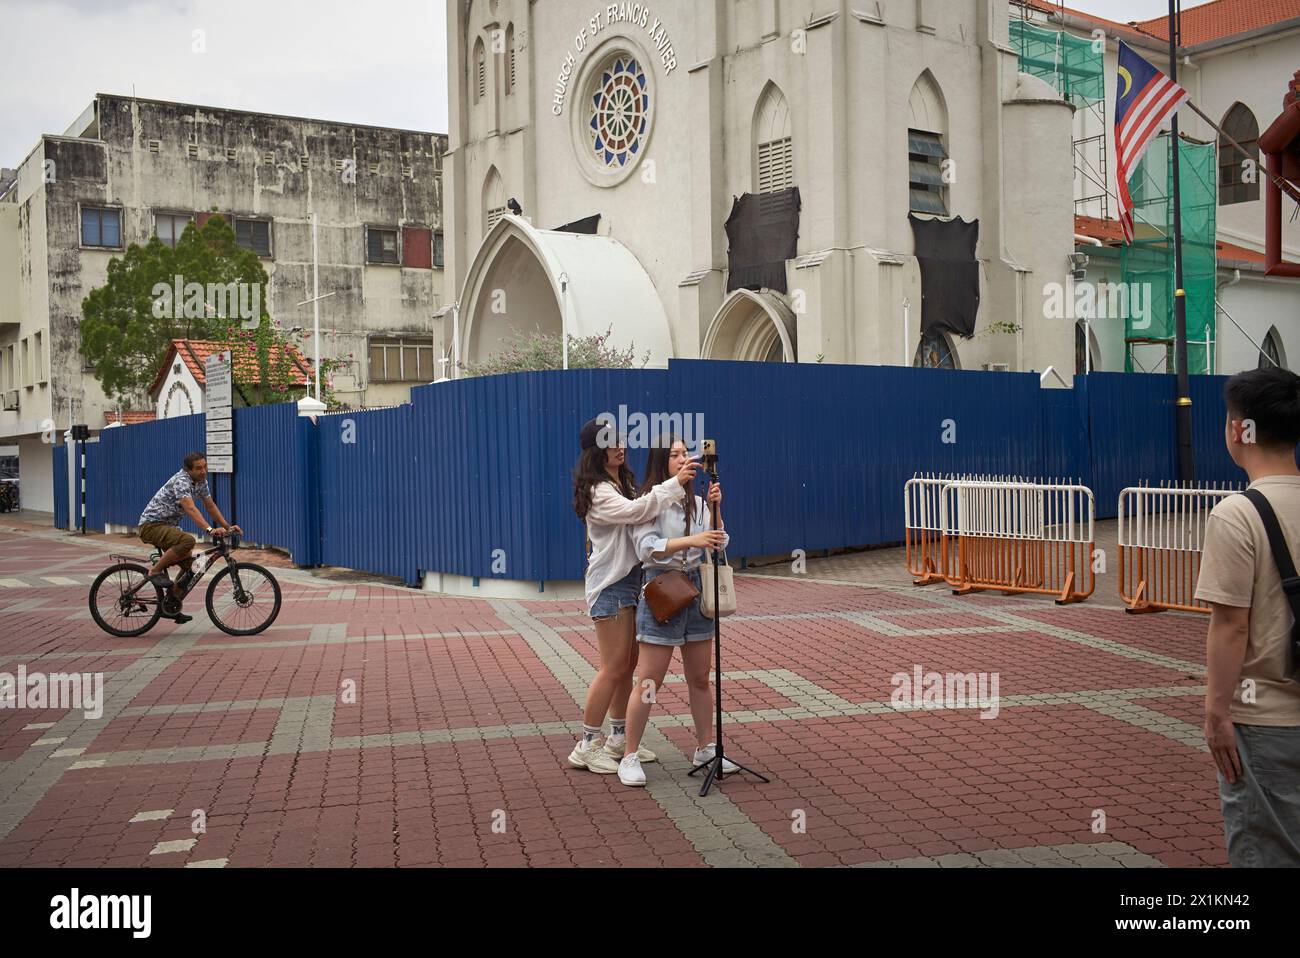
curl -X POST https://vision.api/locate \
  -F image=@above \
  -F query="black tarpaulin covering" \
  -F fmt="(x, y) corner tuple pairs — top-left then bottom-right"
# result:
(725, 188), (801, 294)
(909, 214), (980, 338)
(553, 214), (602, 234)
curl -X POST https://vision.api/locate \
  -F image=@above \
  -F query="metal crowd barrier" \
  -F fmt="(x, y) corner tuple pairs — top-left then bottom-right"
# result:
(941, 479), (1096, 604)
(1117, 483), (1241, 614)
(905, 474), (956, 585)
(905, 474), (1018, 586)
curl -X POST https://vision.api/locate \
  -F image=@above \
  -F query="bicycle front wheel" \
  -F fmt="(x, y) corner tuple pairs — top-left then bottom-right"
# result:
(205, 562), (282, 636)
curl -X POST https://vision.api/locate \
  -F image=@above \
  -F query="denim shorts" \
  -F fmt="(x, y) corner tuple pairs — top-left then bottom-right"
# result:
(1219, 723), (1300, 867)
(636, 567), (714, 646)
(589, 566), (642, 621)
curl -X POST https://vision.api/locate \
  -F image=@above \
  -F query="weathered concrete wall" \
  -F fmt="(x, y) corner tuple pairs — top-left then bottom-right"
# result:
(90, 94), (449, 410)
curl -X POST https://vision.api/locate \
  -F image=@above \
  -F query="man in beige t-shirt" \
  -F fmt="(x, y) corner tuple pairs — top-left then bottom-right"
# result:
(1194, 365), (1300, 867)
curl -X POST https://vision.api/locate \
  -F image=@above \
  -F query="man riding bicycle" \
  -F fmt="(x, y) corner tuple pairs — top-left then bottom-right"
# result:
(139, 451), (241, 624)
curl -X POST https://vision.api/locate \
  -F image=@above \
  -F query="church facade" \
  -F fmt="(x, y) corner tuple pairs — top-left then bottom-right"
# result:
(443, 0), (1078, 374)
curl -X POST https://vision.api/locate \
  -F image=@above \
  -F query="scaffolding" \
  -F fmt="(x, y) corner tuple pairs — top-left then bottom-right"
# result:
(1010, 9), (1111, 219)
(1121, 132), (1218, 375)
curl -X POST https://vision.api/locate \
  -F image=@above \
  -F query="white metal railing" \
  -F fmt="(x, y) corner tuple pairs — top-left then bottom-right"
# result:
(939, 478), (1096, 604)
(1117, 483), (1243, 613)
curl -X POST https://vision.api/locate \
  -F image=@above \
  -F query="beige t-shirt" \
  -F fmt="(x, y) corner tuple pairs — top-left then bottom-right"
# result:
(1195, 475), (1300, 727)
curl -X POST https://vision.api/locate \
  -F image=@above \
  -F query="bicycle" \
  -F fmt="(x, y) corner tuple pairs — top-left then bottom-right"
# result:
(88, 533), (282, 637)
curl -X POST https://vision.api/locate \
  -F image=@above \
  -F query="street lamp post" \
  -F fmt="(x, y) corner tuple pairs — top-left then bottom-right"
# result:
(296, 212), (332, 417)
(559, 272), (570, 371)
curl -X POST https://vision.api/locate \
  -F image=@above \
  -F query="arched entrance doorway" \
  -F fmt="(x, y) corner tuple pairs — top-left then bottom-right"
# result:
(457, 215), (674, 368)
(701, 289), (796, 362)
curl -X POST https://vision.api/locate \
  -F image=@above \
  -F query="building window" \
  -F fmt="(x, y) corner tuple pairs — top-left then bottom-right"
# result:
(474, 38), (486, 102)
(1258, 326), (1286, 370)
(586, 54), (649, 170)
(154, 212), (193, 248)
(234, 217), (272, 257)
(754, 83), (793, 194)
(366, 227), (400, 265)
(506, 24), (516, 95)
(908, 130), (948, 215)
(907, 70), (949, 215)
(401, 227), (431, 268)
(33, 331), (44, 383)
(1219, 102), (1260, 206)
(368, 336), (435, 383)
(913, 330), (957, 369)
(80, 206), (122, 248)
(433, 230), (445, 268)
(484, 167), (506, 234)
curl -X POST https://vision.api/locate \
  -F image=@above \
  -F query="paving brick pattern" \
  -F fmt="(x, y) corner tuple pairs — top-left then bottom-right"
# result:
(0, 523), (1225, 868)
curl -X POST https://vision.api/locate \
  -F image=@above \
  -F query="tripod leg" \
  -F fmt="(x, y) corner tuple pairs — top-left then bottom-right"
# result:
(719, 758), (770, 783)
(697, 756), (720, 797)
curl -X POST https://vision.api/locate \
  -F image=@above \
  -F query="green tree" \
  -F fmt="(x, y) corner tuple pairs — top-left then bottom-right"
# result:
(80, 214), (310, 406)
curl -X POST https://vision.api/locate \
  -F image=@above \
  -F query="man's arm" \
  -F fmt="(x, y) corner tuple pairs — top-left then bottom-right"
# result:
(203, 496), (232, 531)
(1205, 602), (1250, 784)
(177, 496), (212, 533)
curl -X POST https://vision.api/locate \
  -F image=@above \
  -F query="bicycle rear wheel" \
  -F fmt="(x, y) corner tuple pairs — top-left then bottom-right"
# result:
(205, 562), (282, 636)
(89, 563), (163, 637)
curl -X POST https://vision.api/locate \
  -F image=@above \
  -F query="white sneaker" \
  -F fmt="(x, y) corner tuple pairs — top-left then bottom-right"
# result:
(618, 754), (646, 787)
(567, 737), (619, 774)
(692, 743), (741, 775)
(604, 734), (657, 763)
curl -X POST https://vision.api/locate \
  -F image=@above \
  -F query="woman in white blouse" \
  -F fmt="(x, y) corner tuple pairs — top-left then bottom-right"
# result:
(567, 418), (700, 774)
(617, 436), (734, 787)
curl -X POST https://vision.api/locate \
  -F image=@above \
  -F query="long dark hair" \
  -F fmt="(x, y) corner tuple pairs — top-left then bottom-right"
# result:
(573, 445), (637, 520)
(638, 435), (694, 527)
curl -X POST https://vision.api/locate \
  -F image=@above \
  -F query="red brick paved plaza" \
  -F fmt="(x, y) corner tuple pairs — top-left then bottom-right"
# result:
(0, 524), (1223, 868)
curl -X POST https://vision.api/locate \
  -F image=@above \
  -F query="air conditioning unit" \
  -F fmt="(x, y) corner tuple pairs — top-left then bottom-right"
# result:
(983, 363), (1010, 373)
(1, 390), (18, 411)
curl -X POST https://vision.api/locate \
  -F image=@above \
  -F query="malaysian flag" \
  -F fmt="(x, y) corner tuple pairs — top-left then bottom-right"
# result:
(1114, 40), (1189, 243)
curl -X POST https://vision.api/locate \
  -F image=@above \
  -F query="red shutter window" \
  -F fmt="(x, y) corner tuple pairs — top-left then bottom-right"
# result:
(402, 226), (432, 269)
(195, 211), (229, 228)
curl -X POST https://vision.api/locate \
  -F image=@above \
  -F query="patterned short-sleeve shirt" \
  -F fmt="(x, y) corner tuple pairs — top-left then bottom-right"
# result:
(139, 469), (211, 526)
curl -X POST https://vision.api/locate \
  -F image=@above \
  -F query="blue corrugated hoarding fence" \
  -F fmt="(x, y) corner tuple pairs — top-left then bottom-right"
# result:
(63, 363), (1258, 586)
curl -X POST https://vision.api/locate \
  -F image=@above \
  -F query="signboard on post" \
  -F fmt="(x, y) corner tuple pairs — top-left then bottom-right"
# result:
(205, 351), (234, 474)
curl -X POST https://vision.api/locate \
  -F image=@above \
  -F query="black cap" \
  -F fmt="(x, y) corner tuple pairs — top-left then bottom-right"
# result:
(580, 418), (603, 450)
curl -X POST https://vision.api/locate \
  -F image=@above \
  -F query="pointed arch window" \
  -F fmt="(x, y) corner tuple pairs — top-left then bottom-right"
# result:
(483, 168), (506, 233)
(1259, 326), (1286, 370)
(506, 25), (516, 95)
(474, 38), (487, 103)
(1219, 102), (1260, 205)
(754, 83), (793, 194)
(908, 71), (948, 215)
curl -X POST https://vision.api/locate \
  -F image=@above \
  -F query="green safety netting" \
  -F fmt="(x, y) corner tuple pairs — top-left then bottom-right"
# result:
(1120, 133), (1218, 374)
(1010, 19), (1105, 108)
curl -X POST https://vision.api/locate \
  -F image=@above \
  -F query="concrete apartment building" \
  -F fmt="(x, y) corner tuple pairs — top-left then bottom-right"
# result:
(0, 94), (449, 511)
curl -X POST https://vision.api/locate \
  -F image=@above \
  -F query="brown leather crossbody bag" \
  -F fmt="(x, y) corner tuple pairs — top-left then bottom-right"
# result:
(643, 497), (699, 623)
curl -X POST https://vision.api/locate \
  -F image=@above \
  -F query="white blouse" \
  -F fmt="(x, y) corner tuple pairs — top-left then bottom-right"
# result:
(584, 476), (685, 613)
(633, 494), (730, 572)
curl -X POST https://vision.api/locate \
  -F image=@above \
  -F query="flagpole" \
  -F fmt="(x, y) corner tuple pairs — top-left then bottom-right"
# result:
(1167, 0), (1195, 484)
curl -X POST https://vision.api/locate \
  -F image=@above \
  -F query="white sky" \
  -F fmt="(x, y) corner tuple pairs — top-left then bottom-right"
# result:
(1063, 0), (1217, 23)
(0, 0), (1227, 169)
(0, 0), (450, 166)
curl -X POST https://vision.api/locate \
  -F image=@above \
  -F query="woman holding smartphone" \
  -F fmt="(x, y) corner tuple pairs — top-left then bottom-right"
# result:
(617, 436), (738, 787)
(568, 418), (700, 774)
